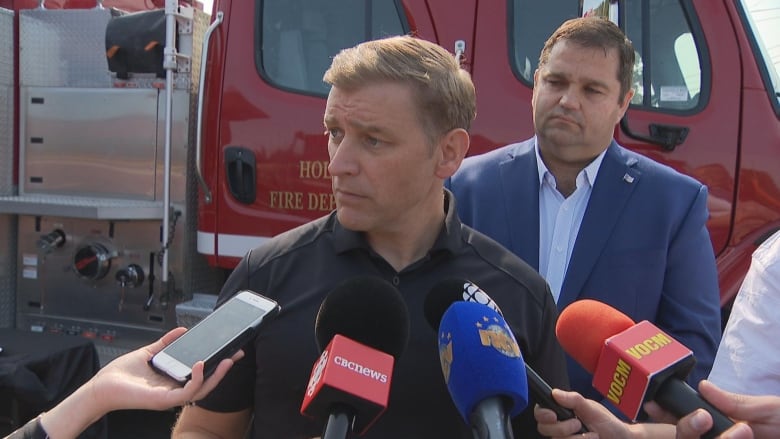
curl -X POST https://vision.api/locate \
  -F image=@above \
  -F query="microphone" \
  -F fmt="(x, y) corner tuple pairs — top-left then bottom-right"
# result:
(300, 276), (410, 438)
(438, 300), (528, 439)
(424, 279), (587, 431)
(556, 299), (734, 439)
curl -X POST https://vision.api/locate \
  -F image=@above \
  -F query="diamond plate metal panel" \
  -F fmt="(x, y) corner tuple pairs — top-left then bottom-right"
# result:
(0, 8), (13, 87)
(0, 10), (12, 195)
(0, 87), (12, 196)
(187, 8), (209, 93)
(0, 9), (16, 328)
(20, 8), (112, 88)
(0, 214), (16, 328)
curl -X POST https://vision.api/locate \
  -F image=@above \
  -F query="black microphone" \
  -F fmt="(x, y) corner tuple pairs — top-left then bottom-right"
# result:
(300, 276), (410, 438)
(424, 278), (588, 433)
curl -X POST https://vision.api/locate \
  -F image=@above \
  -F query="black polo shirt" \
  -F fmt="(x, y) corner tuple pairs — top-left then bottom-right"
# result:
(198, 191), (568, 438)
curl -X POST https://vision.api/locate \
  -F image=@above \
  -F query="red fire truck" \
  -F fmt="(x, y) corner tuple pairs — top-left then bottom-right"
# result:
(0, 0), (778, 363)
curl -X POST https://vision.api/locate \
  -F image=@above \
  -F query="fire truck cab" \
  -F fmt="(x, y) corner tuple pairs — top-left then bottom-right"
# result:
(198, 0), (780, 308)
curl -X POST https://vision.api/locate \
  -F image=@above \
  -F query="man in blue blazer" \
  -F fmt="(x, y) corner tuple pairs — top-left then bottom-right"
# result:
(448, 17), (721, 404)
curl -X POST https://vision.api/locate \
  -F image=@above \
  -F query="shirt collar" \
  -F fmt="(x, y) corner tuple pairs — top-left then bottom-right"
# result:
(332, 188), (462, 257)
(534, 138), (608, 189)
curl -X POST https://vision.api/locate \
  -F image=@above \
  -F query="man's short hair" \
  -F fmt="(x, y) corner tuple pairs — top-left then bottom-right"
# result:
(539, 17), (635, 101)
(324, 35), (477, 146)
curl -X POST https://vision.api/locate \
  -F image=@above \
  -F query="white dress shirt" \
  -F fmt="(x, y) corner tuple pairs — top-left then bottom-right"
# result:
(536, 144), (606, 302)
(708, 229), (780, 395)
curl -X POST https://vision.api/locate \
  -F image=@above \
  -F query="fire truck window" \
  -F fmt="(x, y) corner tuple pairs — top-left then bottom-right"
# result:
(510, 0), (580, 84)
(739, 0), (780, 111)
(674, 34), (701, 106)
(259, 0), (406, 96)
(623, 0), (702, 111)
(511, 0), (704, 112)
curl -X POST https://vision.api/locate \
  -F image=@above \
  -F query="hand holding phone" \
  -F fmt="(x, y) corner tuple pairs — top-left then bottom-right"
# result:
(151, 290), (280, 382)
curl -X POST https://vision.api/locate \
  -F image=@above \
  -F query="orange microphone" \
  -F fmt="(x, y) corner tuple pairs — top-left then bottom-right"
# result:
(556, 299), (733, 439)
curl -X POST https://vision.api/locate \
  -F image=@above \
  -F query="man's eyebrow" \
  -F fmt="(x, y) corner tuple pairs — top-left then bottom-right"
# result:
(542, 70), (610, 90)
(324, 116), (387, 135)
(351, 120), (386, 135)
(583, 78), (610, 90)
(539, 71), (569, 84)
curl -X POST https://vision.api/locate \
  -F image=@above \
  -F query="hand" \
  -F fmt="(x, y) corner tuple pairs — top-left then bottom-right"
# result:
(88, 327), (243, 412)
(653, 408), (753, 439)
(645, 380), (779, 439)
(39, 328), (242, 439)
(534, 389), (635, 439)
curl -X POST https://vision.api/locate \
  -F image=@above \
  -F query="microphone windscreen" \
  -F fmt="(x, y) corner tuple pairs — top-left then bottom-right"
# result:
(424, 278), (502, 329)
(438, 301), (528, 421)
(315, 276), (410, 359)
(556, 299), (635, 373)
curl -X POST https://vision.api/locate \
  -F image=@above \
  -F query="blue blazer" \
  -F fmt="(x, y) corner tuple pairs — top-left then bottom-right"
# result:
(448, 137), (722, 402)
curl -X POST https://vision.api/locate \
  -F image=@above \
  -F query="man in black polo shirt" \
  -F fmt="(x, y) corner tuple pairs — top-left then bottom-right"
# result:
(174, 35), (569, 438)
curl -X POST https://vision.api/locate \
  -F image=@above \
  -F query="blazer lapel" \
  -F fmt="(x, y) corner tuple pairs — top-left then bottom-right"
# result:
(557, 143), (641, 309)
(499, 141), (540, 270)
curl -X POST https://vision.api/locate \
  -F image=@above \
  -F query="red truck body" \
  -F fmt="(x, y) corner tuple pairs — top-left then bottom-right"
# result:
(197, 0), (780, 308)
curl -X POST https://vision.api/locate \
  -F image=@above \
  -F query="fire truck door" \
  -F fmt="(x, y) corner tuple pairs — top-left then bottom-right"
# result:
(611, 0), (740, 256)
(210, 0), (413, 266)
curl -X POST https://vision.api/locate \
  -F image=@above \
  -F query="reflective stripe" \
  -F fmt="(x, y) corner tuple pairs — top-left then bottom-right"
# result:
(197, 231), (270, 257)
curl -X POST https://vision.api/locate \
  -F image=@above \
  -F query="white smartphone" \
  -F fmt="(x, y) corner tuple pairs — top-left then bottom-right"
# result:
(151, 290), (280, 382)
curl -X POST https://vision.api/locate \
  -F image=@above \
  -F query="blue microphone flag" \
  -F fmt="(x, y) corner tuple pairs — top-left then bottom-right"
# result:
(438, 301), (529, 421)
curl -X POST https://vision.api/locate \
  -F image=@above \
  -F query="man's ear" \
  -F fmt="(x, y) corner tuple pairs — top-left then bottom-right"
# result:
(616, 89), (635, 122)
(435, 128), (470, 179)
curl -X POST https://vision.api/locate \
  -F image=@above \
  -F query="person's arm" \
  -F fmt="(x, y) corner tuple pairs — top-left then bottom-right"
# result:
(644, 380), (780, 439)
(534, 382), (778, 439)
(534, 388), (676, 439)
(6, 327), (239, 439)
(708, 231), (780, 396)
(645, 406), (754, 439)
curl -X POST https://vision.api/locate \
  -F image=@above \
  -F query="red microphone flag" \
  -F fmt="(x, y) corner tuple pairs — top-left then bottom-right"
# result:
(592, 320), (694, 420)
(300, 334), (394, 434)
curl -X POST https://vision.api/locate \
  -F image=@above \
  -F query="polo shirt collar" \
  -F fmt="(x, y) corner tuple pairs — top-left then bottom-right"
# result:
(332, 188), (462, 257)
